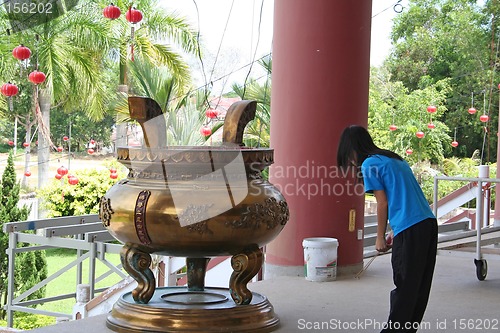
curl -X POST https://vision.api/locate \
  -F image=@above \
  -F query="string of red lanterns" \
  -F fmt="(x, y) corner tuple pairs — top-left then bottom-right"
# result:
(67, 175), (79, 185)
(110, 167), (118, 179)
(12, 44), (31, 61)
(29, 70), (46, 85)
(1, 82), (19, 112)
(386, 100), (492, 151)
(200, 126), (212, 137)
(54, 166), (78, 185)
(103, 3), (121, 19)
(451, 127), (459, 147)
(103, 3), (143, 61)
(1, 82), (19, 96)
(2, 42), (46, 164)
(205, 108), (218, 119)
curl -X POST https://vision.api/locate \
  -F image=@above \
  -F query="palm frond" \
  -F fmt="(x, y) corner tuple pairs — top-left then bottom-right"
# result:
(128, 58), (177, 112)
(166, 103), (205, 146)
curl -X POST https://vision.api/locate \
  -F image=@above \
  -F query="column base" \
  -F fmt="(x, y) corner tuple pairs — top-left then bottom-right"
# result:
(264, 262), (363, 279)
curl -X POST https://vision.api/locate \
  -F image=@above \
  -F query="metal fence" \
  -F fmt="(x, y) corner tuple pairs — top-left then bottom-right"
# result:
(2, 214), (125, 327)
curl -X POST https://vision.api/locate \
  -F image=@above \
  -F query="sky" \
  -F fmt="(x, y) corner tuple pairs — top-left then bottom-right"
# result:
(161, 0), (408, 94)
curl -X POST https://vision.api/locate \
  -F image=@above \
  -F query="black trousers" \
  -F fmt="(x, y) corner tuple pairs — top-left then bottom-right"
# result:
(381, 218), (438, 333)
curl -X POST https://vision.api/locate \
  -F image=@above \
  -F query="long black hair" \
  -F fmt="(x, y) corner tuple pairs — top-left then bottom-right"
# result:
(337, 125), (402, 168)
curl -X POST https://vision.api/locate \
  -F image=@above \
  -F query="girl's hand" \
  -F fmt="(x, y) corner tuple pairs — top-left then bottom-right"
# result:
(385, 231), (394, 247)
(376, 236), (390, 252)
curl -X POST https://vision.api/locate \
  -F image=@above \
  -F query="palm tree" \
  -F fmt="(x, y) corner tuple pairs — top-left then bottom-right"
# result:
(0, 0), (200, 192)
(97, 0), (200, 148)
(231, 55), (272, 147)
(115, 58), (207, 146)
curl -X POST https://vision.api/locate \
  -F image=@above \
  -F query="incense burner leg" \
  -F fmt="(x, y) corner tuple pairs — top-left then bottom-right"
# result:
(229, 246), (263, 305)
(186, 257), (210, 291)
(121, 243), (155, 304)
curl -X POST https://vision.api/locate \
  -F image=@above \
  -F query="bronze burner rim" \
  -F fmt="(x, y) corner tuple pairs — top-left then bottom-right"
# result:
(117, 146), (274, 152)
(116, 147), (274, 167)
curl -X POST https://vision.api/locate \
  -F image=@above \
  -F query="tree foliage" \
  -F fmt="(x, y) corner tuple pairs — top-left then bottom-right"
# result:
(231, 56), (272, 148)
(385, 0), (500, 162)
(0, 152), (47, 320)
(369, 67), (452, 163)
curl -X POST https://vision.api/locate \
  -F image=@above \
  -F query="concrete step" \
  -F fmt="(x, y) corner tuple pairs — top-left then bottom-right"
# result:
(363, 220), (473, 256)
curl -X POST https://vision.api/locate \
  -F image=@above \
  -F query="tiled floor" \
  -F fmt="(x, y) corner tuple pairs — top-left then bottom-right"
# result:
(23, 241), (500, 333)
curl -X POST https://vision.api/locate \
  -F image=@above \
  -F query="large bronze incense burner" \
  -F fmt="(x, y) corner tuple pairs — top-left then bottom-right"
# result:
(100, 97), (289, 332)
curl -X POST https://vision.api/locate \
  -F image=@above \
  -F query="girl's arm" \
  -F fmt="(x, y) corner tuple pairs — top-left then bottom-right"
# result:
(374, 189), (391, 252)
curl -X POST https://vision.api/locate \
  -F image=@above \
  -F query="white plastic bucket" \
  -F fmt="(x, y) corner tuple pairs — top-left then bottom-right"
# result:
(303, 237), (339, 282)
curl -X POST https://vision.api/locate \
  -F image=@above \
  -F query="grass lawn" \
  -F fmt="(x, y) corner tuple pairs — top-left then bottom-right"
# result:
(38, 247), (123, 315)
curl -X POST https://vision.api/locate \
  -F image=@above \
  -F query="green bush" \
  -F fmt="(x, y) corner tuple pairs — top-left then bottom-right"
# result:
(37, 166), (127, 217)
(0, 312), (55, 330)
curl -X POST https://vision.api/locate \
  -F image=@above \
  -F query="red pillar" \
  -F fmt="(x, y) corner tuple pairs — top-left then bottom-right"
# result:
(266, 0), (372, 276)
(495, 86), (500, 227)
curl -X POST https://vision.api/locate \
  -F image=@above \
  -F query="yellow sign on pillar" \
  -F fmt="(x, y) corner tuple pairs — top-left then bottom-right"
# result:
(349, 209), (356, 232)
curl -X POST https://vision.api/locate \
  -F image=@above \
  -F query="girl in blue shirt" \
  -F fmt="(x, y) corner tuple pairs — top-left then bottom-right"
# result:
(337, 125), (437, 333)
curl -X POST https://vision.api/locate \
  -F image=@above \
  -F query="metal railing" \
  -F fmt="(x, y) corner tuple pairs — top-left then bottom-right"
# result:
(433, 175), (500, 262)
(2, 214), (126, 327)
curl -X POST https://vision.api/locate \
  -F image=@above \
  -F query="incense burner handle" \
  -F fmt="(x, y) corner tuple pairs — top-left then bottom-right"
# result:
(222, 100), (256, 145)
(128, 96), (166, 148)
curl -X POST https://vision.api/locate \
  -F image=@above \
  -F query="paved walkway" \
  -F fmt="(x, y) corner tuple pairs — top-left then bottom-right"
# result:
(22, 248), (500, 333)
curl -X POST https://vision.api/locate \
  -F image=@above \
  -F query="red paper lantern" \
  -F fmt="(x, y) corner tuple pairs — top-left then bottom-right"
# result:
(57, 146), (63, 152)
(416, 131), (425, 139)
(1, 82), (19, 97)
(427, 123), (435, 129)
(63, 136), (69, 141)
(68, 176), (79, 185)
(57, 166), (68, 176)
(200, 126), (212, 136)
(126, 7), (143, 23)
(480, 115), (489, 122)
(28, 70), (46, 85)
(87, 148), (95, 154)
(205, 109), (218, 119)
(110, 172), (118, 179)
(8, 140), (14, 146)
(426, 105), (437, 113)
(389, 124), (398, 131)
(406, 149), (413, 155)
(24, 170), (31, 177)
(451, 141), (459, 147)
(468, 107), (477, 115)
(23, 142), (30, 147)
(55, 173), (63, 180)
(103, 3), (121, 19)
(12, 45), (31, 61)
